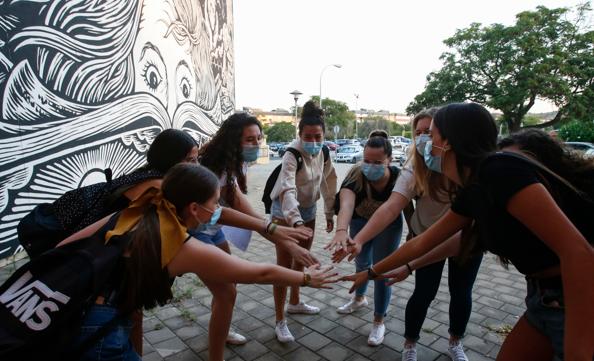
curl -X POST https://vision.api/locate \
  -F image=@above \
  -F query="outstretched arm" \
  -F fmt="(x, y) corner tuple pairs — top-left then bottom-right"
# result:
(167, 238), (336, 288)
(507, 183), (594, 360)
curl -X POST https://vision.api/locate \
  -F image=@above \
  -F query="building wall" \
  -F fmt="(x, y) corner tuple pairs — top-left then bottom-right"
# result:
(0, 0), (235, 259)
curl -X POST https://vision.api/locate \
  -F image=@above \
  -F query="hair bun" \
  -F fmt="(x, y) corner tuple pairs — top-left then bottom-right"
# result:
(368, 129), (388, 139)
(302, 100), (324, 119)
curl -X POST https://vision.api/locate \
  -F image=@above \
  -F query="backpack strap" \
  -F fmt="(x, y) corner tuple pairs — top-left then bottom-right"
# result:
(285, 147), (304, 172)
(322, 144), (330, 163)
(495, 151), (592, 203)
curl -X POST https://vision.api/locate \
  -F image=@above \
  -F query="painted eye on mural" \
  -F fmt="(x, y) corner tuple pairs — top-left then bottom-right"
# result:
(142, 62), (163, 91)
(180, 76), (192, 99)
(136, 42), (168, 108)
(176, 61), (196, 104)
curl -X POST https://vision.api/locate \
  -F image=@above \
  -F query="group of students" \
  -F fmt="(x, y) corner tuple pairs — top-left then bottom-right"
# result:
(4, 100), (593, 361)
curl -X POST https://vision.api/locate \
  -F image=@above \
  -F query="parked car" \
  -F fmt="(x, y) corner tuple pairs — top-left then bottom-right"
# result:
(324, 141), (338, 151)
(335, 145), (363, 163)
(586, 148), (594, 158)
(336, 139), (360, 147)
(392, 148), (407, 165)
(268, 143), (281, 152)
(389, 136), (411, 150)
(565, 141), (594, 152)
(277, 144), (288, 157)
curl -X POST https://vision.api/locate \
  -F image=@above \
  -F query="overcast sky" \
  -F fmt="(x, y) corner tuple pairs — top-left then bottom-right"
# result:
(232, 0), (582, 114)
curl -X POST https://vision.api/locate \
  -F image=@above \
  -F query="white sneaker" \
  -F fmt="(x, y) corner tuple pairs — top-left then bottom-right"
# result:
(286, 302), (320, 315)
(226, 329), (247, 345)
(367, 322), (385, 346)
(402, 344), (417, 361)
(275, 320), (295, 343)
(448, 341), (469, 361)
(337, 297), (368, 314)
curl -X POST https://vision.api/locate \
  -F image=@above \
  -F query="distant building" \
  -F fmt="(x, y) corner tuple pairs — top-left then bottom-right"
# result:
(353, 109), (410, 125)
(242, 107), (295, 127)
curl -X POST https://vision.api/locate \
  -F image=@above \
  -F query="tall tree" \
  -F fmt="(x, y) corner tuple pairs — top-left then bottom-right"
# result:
(265, 122), (296, 142)
(312, 96), (356, 138)
(407, 4), (594, 132)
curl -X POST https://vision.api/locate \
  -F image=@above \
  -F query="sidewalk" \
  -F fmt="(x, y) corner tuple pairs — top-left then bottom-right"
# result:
(0, 160), (527, 361)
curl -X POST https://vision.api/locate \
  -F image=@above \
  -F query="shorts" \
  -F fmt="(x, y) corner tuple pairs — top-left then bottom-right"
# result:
(271, 198), (317, 223)
(190, 228), (227, 246)
(524, 278), (565, 361)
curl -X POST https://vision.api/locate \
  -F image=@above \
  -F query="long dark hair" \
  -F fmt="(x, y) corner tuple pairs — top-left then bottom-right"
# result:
(432, 103), (498, 262)
(198, 113), (262, 206)
(146, 128), (197, 173)
(342, 130), (392, 194)
(118, 163), (219, 312)
(299, 100), (325, 134)
(433, 103), (498, 189)
(498, 129), (594, 199)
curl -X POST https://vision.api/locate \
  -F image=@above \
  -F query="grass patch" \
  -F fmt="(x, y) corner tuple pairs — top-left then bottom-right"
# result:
(180, 308), (197, 322)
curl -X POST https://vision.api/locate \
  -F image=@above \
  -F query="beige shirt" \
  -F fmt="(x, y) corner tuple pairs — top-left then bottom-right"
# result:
(270, 139), (338, 226)
(392, 165), (450, 235)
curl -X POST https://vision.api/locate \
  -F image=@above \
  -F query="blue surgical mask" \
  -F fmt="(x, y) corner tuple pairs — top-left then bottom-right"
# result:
(415, 134), (430, 156)
(242, 145), (260, 162)
(361, 163), (385, 182)
(200, 204), (222, 226)
(424, 140), (448, 173)
(302, 141), (323, 155)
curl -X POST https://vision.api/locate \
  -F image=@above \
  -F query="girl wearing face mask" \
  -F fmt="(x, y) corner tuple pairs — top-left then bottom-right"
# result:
(269, 100), (338, 342)
(53, 163), (337, 361)
(330, 130), (403, 346)
(330, 109), (482, 361)
(342, 103), (594, 361)
(194, 112), (317, 356)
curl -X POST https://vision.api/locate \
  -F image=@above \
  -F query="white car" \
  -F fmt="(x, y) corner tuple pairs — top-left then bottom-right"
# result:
(586, 148), (594, 158)
(335, 145), (363, 163)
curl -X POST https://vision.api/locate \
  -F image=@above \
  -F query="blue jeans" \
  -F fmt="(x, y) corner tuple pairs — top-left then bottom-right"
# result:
(350, 215), (403, 318)
(75, 305), (140, 361)
(404, 254), (483, 341)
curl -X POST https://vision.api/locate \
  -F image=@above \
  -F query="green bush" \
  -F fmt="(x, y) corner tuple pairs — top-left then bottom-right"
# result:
(558, 120), (594, 143)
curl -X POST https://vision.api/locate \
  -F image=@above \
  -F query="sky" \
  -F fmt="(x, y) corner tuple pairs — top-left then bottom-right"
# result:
(232, 0), (583, 114)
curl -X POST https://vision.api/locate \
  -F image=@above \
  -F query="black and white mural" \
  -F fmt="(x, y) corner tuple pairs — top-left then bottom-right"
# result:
(0, 0), (235, 259)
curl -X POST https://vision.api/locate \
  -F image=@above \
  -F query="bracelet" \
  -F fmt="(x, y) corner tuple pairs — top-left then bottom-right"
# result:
(367, 266), (378, 280)
(293, 220), (305, 227)
(302, 272), (312, 287)
(336, 228), (348, 233)
(269, 223), (277, 235)
(406, 263), (413, 275)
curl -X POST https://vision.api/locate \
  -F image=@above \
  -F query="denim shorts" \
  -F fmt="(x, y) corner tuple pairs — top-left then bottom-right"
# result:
(75, 305), (139, 361)
(271, 198), (317, 223)
(190, 228), (227, 246)
(524, 278), (566, 361)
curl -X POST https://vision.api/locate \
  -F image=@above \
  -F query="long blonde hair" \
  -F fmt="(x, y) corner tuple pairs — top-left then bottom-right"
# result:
(408, 108), (453, 202)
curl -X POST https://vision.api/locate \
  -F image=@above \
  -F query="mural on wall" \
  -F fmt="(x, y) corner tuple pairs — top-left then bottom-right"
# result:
(0, 0), (235, 258)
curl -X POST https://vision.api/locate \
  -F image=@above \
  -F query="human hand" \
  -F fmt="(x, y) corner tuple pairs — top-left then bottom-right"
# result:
(304, 264), (339, 289)
(383, 265), (410, 285)
(272, 224), (312, 244)
(339, 270), (368, 293)
(285, 241), (319, 267)
(326, 218), (334, 233)
(331, 241), (361, 264)
(324, 230), (354, 254)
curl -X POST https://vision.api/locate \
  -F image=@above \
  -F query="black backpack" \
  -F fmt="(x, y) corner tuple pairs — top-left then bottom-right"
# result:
(17, 168), (161, 259)
(0, 215), (130, 360)
(262, 145), (329, 214)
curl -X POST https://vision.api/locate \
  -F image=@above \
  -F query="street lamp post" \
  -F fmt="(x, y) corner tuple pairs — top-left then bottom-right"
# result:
(354, 93), (359, 139)
(319, 64), (342, 109)
(289, 90), (302, 139)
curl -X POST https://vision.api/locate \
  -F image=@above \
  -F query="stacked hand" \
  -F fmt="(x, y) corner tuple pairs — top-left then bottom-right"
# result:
(305, 264), (340, 289)
(330, 241), (361, 264)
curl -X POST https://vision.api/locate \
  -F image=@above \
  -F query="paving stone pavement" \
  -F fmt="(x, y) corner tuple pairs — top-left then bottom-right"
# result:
(0, 159), (528, 361)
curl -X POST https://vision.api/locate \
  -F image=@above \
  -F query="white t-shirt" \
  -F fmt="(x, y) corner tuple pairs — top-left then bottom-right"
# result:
(392, 166), (450, 235)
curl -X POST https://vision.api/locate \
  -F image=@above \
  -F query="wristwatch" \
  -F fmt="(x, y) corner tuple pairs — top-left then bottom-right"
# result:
(293, 220), (305, 227)
(367, 266), (379, 280)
